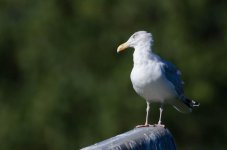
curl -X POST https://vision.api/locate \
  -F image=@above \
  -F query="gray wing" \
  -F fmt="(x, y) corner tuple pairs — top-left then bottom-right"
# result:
(160, 60), (196, 113)
(160, 60), (184, 97)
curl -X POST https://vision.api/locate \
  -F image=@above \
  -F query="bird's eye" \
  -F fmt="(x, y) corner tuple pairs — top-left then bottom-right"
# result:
(132, 34), (137, 39)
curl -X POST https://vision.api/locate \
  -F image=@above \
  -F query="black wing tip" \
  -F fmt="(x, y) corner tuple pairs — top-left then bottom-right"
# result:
(185, 98), (200, 108)
(173, 97), (200, 113)
(192, 100), (200, 107)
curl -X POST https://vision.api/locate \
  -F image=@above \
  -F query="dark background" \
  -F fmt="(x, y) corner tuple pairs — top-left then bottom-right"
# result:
(0, 0), (227, 149)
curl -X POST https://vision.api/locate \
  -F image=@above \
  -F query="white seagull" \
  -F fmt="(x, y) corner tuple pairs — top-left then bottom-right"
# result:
(117, 31), (199, 127)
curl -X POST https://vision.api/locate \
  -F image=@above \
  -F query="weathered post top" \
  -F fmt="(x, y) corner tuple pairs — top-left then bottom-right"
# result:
(81, 126), (176, 150)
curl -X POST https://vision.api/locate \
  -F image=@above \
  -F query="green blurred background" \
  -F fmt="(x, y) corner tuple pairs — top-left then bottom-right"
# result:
(0, 0), (227, 149)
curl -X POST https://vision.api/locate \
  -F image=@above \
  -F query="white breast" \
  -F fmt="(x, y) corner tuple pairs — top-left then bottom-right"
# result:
(130, 61), (177, 103)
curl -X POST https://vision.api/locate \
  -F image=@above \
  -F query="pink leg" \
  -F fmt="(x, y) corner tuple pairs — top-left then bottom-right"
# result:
(155, 106), (165, 128)
(136, 102), (153, 128)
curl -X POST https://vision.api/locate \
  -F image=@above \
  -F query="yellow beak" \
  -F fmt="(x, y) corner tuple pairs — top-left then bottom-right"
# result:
(117, 42), (129, 53)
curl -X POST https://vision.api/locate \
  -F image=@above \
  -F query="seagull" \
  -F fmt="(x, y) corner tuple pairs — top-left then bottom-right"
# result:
(117, 31), (199, 127)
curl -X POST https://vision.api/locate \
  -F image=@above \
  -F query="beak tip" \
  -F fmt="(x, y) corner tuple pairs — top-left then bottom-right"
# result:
(117, 42), (128, 53)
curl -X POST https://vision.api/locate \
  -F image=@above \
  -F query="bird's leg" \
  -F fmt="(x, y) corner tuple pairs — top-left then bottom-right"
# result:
(136, 102), (152, 128)
(145, 101), (150, 125)
(158, 106), (163, 125)
(155, 105), (165, 127)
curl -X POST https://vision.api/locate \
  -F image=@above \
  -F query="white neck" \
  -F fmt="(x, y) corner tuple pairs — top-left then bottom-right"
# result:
(133, 42), (154, 65)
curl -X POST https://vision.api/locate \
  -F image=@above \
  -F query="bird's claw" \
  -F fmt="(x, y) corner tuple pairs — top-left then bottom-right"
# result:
(135, 124), (153, 128)
(154, 124), (165, 128)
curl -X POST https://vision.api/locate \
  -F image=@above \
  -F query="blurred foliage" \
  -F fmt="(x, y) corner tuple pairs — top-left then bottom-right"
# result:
(0, 0), (227, 149)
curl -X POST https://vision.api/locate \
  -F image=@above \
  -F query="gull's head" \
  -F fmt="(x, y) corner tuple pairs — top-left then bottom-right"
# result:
(117, 31), (153, 53)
